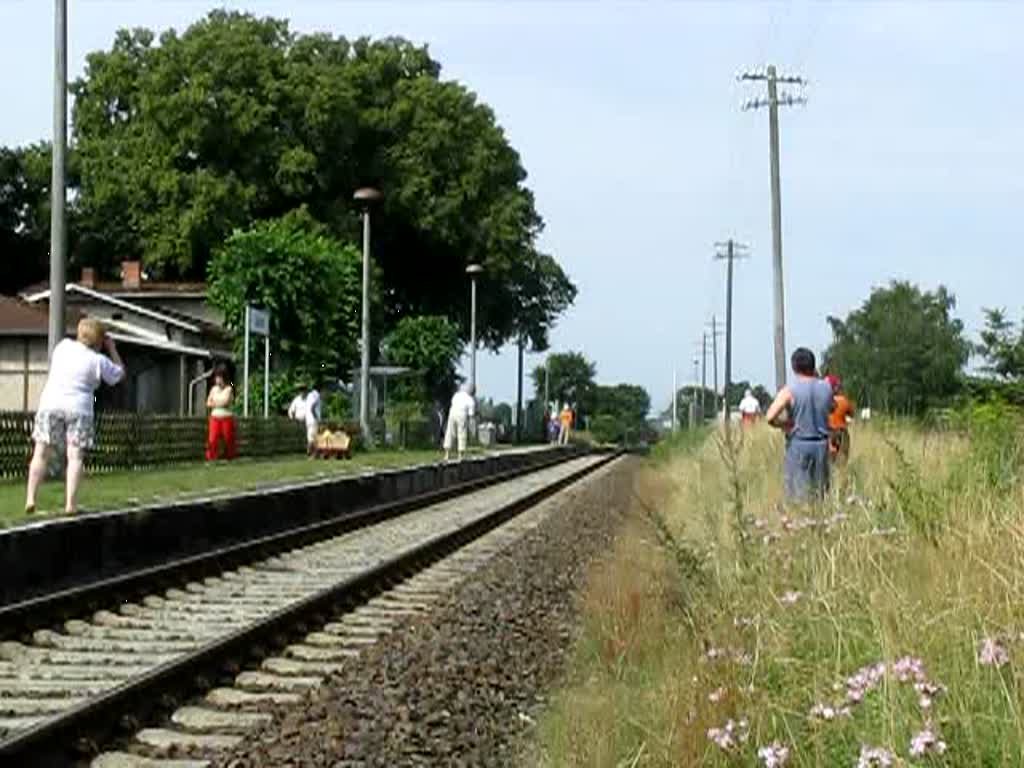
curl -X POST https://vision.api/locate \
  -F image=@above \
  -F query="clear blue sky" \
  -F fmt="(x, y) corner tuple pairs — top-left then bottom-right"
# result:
(2, 1), (1020, 411)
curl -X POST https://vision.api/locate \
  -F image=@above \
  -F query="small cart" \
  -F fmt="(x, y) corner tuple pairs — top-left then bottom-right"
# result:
(313, 430), (352, 460)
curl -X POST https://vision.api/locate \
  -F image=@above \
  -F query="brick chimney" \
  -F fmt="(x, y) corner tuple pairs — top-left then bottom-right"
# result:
(80, 267), (96, 288)
(121, 260), (141, 289)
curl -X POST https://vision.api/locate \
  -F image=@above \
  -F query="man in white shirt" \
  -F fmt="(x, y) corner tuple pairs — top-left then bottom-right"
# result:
(303, 385), (321, 456)
(738, 388), (762, 428)
(444, 384), (476, 461)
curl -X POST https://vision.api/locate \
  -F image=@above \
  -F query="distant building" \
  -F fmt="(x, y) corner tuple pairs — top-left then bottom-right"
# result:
(2, 261), (233, 414)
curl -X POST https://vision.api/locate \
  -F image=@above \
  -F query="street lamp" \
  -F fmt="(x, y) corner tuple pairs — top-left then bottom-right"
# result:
(353, 186), (382, 446)
(47, 0), (68, 355)
(466, 263), (484, 392)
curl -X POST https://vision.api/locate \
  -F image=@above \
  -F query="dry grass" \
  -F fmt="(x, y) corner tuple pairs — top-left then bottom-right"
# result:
(535, 415), (1024, 766)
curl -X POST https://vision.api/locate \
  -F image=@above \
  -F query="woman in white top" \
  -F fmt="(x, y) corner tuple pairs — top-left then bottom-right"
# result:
(25, 317), (125, 515)
(205, 363), (237, 461)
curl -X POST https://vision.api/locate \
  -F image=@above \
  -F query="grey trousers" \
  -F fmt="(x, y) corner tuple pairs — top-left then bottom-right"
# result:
(784, 438), (830, 502)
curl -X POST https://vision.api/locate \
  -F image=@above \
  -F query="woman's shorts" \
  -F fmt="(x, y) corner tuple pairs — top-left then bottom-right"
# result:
(32, 410), (96, 449)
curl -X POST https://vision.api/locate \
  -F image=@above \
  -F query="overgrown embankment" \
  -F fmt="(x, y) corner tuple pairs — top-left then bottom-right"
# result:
(535, 411), (1024, 766)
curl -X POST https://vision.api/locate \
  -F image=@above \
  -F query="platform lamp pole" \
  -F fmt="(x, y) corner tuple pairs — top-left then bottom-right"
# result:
(353, 187), (382, 447)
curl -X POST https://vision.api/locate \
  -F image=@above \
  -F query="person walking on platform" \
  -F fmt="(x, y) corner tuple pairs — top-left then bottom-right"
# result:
(825, 374), (855, 464)
(444, 384), (476, 461)
(738, 388), (762, 428)
(205, 363), (237, 461)
(304, 383), (322, 457)
(558, 405), (574, 445)
(25, 318), (125, 515)
(765, 348), (834, 503)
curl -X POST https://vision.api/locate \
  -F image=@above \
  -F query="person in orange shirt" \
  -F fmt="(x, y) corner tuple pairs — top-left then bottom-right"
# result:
(558, 405), (574, 445)
(825, 375), (854, 463)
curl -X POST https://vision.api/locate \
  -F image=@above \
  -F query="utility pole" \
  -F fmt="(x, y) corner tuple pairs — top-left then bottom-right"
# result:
(515, 336), (524, 443)
(672, 368), (678, 433)
(706, 317), (724, 419)
(696, 336), (708, 424)
(739, 65), (806, 390)
(48, 0), (68, 355)
(715, 239), (750, 426)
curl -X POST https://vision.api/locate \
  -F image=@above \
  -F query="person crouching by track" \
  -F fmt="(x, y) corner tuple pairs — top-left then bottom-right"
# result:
(444, 384), (476, 461)
(205, 363), (237, 461)
(765, 348), (834, 503)
(25, 318), (125, 516)
(825, 374), (855, 464)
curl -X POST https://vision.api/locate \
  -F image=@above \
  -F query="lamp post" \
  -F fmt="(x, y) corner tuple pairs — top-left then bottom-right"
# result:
(47, 0), (67, 355)
(353, 187), (381, 445)
(466, 263), (484, 393)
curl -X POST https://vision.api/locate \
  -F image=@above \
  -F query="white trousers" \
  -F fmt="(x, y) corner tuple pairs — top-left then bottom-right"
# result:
(444, 413), (468, 453)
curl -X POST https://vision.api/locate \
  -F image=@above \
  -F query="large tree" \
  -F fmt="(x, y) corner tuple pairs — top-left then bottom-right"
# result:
(590, 383), (651, 443)
(977, 308), (1024, 380)
(823, 281), (969, 414)
(380, 315), (463, 407)
(532, 351), (597, 415)
(0, 144), (59, 294)
(69, 11), (574, 348)
(206, 209), (364, 382)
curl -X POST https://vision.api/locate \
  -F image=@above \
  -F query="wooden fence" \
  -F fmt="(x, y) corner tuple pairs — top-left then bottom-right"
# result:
(0, 411), (437, 480)
(0, 412), (308, 479)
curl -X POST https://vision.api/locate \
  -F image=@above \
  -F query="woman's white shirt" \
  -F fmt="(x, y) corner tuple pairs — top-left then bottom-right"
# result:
(37, 339), (125, 416)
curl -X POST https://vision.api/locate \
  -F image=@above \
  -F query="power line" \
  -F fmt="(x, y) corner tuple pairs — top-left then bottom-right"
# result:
(738, 65), (807, 390)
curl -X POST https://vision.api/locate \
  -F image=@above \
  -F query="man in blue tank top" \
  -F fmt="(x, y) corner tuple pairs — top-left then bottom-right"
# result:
(764, 348), (835, 502)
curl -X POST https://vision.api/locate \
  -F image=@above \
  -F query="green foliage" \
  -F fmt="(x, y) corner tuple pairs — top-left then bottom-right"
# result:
(823, 281), (969, 414)
(207, 210), (363, 381)
(68, 11), (574, 348)
(724, 380), (771, 410)
(380, 315), (463, 405)
(0, 144), (60, 294)
(532, 351), (597, 414)
(672, 385), (718, 428)
(977, 308), (1024, 380)
(590, 383), (651, 444)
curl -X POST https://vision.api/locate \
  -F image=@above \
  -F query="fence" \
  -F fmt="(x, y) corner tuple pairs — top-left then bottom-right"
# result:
(0, 411), (308, 479)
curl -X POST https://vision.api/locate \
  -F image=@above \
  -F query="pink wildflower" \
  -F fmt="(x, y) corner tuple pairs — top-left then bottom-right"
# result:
(909, 727), (947, 758)
(706, 718), (749, 751)
(891, 656), (926, 683)
(846, 662), (887, 704)
(704, 646), (726, 662)
(857, 745), (895, 767)
(780, 590), (802, 605)
(809, 702), (851, 721)
(757, 742), (790, 767)
(914, 680), (945, 710)
(979, 637), (1010, 667)
(708, 686), (727, 703)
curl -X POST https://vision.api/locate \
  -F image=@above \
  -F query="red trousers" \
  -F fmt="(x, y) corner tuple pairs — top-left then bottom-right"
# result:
(206, 416), (237, 460)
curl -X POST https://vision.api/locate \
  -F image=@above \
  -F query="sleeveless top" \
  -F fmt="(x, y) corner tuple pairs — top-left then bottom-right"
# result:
(789, 377), (833, 441)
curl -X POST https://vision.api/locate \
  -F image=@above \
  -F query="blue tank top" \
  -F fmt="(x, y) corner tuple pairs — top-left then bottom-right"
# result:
(789, 377), (833, 441)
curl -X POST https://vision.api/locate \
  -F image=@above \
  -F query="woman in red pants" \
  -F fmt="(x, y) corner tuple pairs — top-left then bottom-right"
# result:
(205, 363), (237, 460)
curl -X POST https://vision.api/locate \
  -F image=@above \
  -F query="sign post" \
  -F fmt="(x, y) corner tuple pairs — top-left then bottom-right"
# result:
(243, 305), (271, 419)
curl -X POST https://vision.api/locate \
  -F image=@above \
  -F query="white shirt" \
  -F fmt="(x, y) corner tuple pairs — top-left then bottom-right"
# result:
(449, 390), (476, 421)
(304, 389), (321, 424)
(38, 338), (124, 416)
(738, 395), (761, 415)
(287, 395), (306, 421)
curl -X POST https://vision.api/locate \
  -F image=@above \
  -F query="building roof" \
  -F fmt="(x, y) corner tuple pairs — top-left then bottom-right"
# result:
(22, 284), (203, 334)
(19, 280), (206, 297)
(0, 296), (79, 337)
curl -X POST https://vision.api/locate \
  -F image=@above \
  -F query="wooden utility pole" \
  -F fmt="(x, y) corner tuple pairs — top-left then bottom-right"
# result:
(739, 65), (806, 390)
(715, 239), (749, 423)
(706, 317), (724, 419)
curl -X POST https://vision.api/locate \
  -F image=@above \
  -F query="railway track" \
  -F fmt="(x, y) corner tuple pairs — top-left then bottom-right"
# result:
(0, 450), (616, 766)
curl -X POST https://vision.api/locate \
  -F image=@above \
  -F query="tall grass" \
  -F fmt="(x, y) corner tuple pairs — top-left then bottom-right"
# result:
(536, 412), (1024, 766)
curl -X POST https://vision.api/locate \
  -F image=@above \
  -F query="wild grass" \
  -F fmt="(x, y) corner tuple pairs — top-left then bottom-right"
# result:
(535, 412), (1024, 766)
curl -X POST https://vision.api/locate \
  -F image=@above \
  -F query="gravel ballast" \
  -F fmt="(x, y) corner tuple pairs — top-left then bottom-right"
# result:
(215, 456), (635, 768)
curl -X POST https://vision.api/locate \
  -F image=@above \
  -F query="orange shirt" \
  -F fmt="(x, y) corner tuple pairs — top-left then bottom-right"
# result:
(560, 409), (573, 427)
(829, 394), (854, 431)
